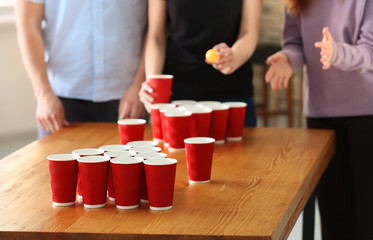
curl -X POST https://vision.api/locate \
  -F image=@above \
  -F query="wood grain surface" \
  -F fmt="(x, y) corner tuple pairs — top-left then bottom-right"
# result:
(0, 122), (334, 240)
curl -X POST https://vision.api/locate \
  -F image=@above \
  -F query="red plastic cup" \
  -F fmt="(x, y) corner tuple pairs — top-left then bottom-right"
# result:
(147, 74), (173, 104)
(164, 110), (191, 151)
(184, 137), (215, 184)
(117, 119), (146, 145)
(181, 105), (212, 137)
(104, 151), (135, 201)
(72, 148), (105, 200)
(224, 102), (247, 141)
(110, 156), (143, 209)
(47, 154), (78, 206)
(135, 152), (167, 203)
(77, 156), (111, 208)
(99, 144), (130, 152)
(150, 104), (176, 142)
(204, 103), (230, 144)
(144, 158), (178, 210)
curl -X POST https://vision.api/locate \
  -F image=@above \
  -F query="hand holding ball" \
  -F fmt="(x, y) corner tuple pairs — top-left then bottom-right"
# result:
(205, 49), (220, 63)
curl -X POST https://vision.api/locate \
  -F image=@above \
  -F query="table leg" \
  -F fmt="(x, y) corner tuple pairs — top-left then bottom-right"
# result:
(302, 191), (316, 240)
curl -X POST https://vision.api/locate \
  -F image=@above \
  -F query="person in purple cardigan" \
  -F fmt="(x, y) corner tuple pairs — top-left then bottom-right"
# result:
(265, 0), (373, 239)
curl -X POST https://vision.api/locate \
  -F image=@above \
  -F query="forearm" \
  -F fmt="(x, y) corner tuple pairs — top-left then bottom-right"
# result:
(17, 28), (53, 98)
(145, 35), (167, 76)
(281, 10), (305, 71)
(332, 42), (373, 71)
(231, 32), (259, 71)
(15, 1), (53, 100)
(129, 35), (147, 91)
(231, 0), (261, 71)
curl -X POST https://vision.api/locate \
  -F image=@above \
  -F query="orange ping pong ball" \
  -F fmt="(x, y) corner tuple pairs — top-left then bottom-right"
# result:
(205, 49), (220, 63)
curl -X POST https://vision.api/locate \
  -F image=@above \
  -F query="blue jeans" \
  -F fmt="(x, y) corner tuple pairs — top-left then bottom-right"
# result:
(222, 97), (257, 127)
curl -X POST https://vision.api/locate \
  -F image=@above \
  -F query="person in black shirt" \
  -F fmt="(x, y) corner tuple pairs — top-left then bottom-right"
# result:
(139, 0), (262, 126)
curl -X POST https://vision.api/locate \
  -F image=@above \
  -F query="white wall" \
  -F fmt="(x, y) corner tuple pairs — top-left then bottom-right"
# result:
(0, 6), (37, 135)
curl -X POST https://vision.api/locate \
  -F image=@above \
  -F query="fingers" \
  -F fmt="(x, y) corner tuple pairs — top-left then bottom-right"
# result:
(36, 96), (67, 133)
(139, 81), (154, 107)
(265, 67), (275, 83)
(265, 66), (291, 90)
(322, 27), (330, 41)
(265, 52), (284, 64)
(211, 43), (234, 74)
(38, 112), (65, 133)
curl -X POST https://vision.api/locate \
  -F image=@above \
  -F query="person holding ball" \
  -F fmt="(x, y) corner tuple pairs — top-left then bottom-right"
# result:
(139, 0), (262, 126)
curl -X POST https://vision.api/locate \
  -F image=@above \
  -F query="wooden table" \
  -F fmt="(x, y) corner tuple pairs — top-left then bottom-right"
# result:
(0, 122), (334, 240)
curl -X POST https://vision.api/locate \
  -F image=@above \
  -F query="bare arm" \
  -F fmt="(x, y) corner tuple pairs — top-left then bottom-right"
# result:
(139, 0), (167, 112)
(144, 0), (167, 75)
(118, 34), (147, 119)
(15, 0), (68, 133)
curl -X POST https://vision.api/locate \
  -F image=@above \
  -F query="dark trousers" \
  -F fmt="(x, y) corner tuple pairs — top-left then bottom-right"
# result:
(38, 97), (120, 138)
(307, 115), (373, 240)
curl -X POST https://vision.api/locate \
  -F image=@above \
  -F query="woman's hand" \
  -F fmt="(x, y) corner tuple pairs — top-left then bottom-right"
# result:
(265, 52), (293, 90)
(207, 43), (236, 75)
(138, 81), (154, 113)
(314, 27), (334, 70)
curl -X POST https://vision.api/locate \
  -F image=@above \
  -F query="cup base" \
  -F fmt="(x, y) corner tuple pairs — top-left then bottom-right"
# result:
(149, 205), (172, 211)
(53, 201), (75, 207)
(226, 136), (243, 141)
(189, 179), (210, 184)
(116, 204), (139, 210)
(84, 203), (106, 209)
(214, 140), (225, 144)
(140, 199), (149, 204)
(168, 147), (185, 152)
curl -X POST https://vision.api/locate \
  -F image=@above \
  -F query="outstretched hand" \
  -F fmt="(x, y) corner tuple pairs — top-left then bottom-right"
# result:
(314, 26), (334, 70)
(265, 52), (293, 90)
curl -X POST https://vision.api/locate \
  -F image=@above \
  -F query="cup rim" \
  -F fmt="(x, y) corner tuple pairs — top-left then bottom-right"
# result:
(130, 146), (162, 153)
(136, 152), (167, 159)
(77, 156), (111, 163)
(117, 119), (146, 125)
(171, 100), (197, 106)
(209, 104), (230, 111)
(164, 111), (192, 117)
(179, 105), (212, 114)
(150, 103), (176, 110)
(223, 101), (247, 108)
(184, 137), (216, 144)
(47, 153), (77, 161)
(197, 102), (230, 110)
(147, 74), (173, 79)
(126, 140), (158, 147)
(197, 101), (221, 106)
(72, 148), (105, 156)
(104, 151), (134, 158)
(99, 144), (129, 151)
(143, 158), (177, 166)
(110, 156), (143, 164)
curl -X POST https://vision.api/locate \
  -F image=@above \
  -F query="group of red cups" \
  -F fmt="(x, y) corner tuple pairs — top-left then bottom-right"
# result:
(48, 142), (177, 211)
(48, 74), (247, 211)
